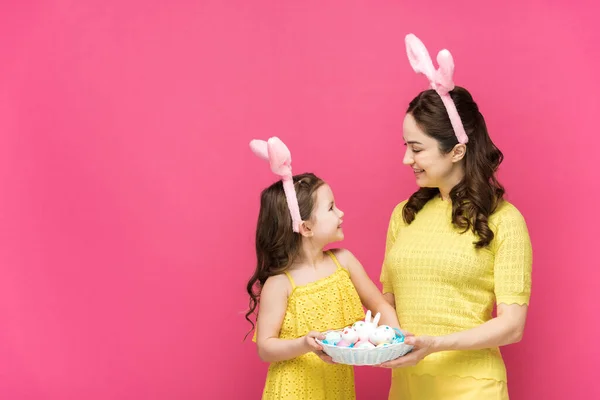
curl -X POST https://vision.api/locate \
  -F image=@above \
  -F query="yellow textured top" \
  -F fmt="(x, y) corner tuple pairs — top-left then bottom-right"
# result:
(258, 251), (365, 400)
(380, 197), (532, 382)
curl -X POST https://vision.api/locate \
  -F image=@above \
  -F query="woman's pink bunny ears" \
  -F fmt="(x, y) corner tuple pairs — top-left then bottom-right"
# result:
(405, 33), (469, 144)
(250, 137), (303, 233)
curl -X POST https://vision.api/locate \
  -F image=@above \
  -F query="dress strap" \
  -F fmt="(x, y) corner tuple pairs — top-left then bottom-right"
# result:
(327, 250), (343, 270)
(284, 271), (297, 289)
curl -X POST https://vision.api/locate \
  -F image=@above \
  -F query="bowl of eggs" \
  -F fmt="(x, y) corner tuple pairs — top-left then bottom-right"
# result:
(316, 311), (413, 365)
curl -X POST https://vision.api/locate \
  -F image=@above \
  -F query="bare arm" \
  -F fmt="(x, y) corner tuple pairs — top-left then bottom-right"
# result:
(380, 303), (528, 368)
(431, 207), (531, 352)
(434, 303), (527, 351)
(255, 275), (323, 362)
(383, 292), (395, 309)
(336, 249), (401, 330)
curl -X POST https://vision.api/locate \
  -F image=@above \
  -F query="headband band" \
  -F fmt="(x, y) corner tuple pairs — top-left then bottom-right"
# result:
(250, 137), (302, 232)
(405, 33), (468, 144)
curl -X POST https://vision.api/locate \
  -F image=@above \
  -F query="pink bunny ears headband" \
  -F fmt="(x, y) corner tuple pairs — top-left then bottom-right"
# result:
(405, 33), (468, 144)
(250, 137), (302, 233)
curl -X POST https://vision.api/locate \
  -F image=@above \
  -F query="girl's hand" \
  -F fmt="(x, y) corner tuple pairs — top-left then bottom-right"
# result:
(304, 331), (335, 364)
(378, 335), (437, 368)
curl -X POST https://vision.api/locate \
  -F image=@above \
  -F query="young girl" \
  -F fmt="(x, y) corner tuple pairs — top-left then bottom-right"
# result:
(246, 137), (402, 400)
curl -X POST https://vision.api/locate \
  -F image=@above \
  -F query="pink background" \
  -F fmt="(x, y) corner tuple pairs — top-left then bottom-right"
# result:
(1, 1), (598, 399)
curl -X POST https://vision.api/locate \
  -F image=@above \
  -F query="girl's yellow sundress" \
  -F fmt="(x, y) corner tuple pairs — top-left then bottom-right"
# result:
(258, 250), (365, 400)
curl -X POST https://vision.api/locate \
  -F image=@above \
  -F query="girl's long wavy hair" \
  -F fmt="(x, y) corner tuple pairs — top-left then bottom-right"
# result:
(403, 86), (505, 248)
(244, 172), (325, 338)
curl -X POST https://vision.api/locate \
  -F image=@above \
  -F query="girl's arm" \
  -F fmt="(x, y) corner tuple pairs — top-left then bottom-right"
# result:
(255, 274), (327, 363)
(379, 303), (527, 368)
(335, 249), (402, 330)
(383, 293), (395, 309)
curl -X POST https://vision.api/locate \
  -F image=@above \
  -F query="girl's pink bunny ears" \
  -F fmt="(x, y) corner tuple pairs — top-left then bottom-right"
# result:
(250, 137), (303, 233)
(405, 33), (469, 144)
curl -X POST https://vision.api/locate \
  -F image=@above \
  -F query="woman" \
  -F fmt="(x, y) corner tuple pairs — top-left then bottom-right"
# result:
(378, 35), (532, 399)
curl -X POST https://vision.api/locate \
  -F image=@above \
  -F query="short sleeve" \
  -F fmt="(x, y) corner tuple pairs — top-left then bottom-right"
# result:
(380, 202), (405, 294)
(492, 204), (533, 306)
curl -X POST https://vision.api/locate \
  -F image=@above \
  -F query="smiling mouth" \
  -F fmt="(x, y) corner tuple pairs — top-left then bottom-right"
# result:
(413, 169), (424, 173)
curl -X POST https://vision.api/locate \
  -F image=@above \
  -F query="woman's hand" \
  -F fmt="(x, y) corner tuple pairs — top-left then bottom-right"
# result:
(378, 335), (437, 368)
(303, 331), (335, 364)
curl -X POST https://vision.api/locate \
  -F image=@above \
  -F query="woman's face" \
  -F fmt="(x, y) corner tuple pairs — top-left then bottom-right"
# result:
(402, 113), (465, 190)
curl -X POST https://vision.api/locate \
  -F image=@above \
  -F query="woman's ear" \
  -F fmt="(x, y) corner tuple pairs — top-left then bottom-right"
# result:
(451, 143), (466, 163)
(299, 221), (313, 238)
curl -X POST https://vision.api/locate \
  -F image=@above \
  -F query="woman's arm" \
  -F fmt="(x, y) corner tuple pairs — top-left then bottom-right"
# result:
(255, 275), (328, 363)
(335, 249), (402, 330)
(380, 303), (528, 368)
(380, 203), (405, 306)
(435, 303), (527, 350)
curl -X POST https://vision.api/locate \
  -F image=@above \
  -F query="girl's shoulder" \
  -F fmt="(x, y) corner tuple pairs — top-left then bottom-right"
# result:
(262, 273), (294, 297)
(327, 248), (351, 266)
(327, 248), (364, 274)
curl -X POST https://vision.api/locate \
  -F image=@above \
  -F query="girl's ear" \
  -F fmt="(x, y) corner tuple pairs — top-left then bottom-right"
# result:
(299, 221), (313, 238)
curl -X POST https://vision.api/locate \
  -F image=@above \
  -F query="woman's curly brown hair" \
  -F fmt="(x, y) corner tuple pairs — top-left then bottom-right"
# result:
(403, 86), (505, 248)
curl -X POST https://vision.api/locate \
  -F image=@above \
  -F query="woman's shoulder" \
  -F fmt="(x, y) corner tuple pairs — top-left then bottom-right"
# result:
(493, 199), (525, 217)
(490, 199), (528, 227)
(390, 199), (409, 218)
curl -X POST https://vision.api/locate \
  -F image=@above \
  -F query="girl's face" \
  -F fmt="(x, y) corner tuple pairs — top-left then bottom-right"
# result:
(402, 113), (465, 191)
(307, 184), (344, 245)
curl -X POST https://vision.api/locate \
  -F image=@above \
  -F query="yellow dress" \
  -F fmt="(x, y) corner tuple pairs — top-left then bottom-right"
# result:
(259, 251), (365, 400)
(381, 198), (532, 400)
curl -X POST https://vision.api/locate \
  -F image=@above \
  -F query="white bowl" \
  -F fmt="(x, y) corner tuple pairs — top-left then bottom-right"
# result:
(316, 337), (413, 366)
